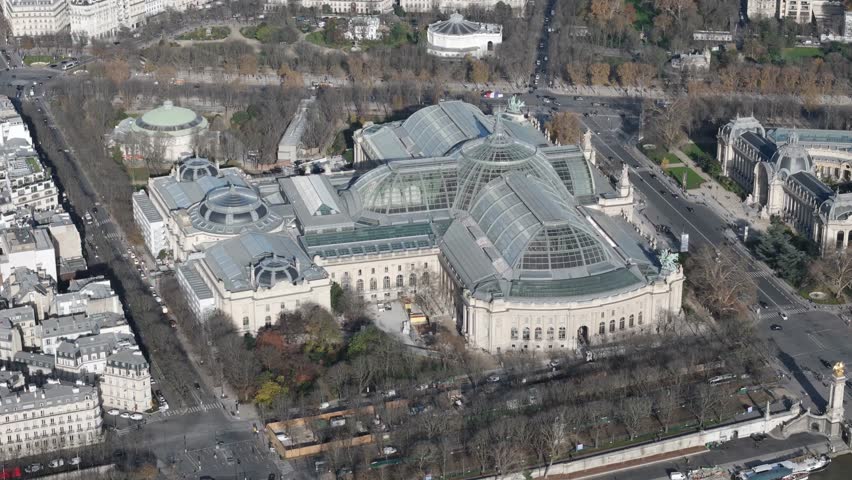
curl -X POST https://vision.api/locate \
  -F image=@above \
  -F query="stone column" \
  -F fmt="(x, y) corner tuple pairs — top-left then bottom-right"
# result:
(827, 362), (846, 437)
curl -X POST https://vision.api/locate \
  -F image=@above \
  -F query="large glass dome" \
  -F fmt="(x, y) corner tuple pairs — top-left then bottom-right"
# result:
(453, 120), (569, 211)
(352, 160), (458, 215)
(178, 157), (219, 182)
(468, 173), (611, 272)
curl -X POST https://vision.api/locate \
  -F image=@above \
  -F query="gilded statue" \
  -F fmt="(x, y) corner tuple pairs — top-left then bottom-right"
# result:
(834, 361), (845, 377)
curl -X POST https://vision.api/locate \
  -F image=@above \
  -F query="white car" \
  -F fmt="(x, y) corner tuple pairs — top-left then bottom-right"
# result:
(780, 311), (789, 321)
(487, 374), (501, 383)
(107, 409), (120, 416)
(130, 413), (144, 421)
(69, 457), (81, 466)
(48, 458), (64, 468)
(120, 412), (131, 419)
(382, 446), (398, 455)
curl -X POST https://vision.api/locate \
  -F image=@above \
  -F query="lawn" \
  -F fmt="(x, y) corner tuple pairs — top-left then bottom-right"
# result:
(23, 55), (53, 65)
(126, 167), (151, 186)
(25, 156), (42, 173)
(176, 26), (230, 41)
(782, 47), (823, 60)
(642, 145), (679, 166)
(666, 166), (705, 190)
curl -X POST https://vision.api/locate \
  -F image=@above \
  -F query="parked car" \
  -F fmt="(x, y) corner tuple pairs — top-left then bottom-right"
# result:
(107, 409), (120, 416)
(48, 458), (64, 468)
(69, 456), (81, 465)
(24, 464), (42, 473)
(120, 412), (131, 419)
(130, 413), (144, 421)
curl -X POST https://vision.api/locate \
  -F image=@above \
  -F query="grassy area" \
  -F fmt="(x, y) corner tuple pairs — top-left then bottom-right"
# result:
(797, 284), (842, 304)
(666, 166), (706, 189)
(23, 55), (53, 65)
(305, 30), (349, 49)
(126, 167), (151, 186)
(782, 47), (823, 60)
(176, 26), (230, 41)
(240, 23), (299, 44)
(25, 156), (42, 173)
(642, 145), (680, 165)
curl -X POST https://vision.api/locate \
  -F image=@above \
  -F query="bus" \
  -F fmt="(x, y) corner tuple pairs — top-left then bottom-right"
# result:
(708, 374), (737, 386)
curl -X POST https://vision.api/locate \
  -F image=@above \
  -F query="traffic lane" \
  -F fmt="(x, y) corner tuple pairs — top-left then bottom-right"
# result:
(588, 432), (827, 480)
(768, 311), (850, 365)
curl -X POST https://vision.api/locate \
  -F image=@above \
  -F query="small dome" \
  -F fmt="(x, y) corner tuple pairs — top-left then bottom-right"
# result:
(772, 143), (811, 174)
(178, 157), (218, 182)
(198, 183), (269, 227)
(254, 255), (298, 288)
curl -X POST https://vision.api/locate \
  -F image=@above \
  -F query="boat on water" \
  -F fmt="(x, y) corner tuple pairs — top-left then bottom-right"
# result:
(736, 455), (830, 480)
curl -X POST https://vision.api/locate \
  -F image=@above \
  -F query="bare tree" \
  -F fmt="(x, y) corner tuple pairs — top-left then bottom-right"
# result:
(654, 386), (681, 433)
(689, 383), (722, 429)
(809, 249), (852, 300)
(619, 395), (653, 440)
(686, 245), (757, 320)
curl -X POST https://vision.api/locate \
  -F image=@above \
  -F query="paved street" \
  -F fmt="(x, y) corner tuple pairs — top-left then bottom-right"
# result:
(590, 432), (830, 480)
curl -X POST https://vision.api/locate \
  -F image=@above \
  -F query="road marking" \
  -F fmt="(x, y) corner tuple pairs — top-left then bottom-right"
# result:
(807, 333), (826, 349)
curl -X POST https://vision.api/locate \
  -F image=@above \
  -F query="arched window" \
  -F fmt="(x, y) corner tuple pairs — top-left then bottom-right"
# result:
(409, 274), (417, 288)
(638, 312), (643, 325)
(422, 272), (430, 285)
(599, 322), (605, 335)
(522, 327), (530, 340)
(369, 278), (377, 291)
(534, 327), (542, 340)
(510, 327), (518, 340)
(356, 279), (364, 293)
(629, 315), (635, 328)
(396, 275), (404, 287)
(546, 327), (555, 341)
(609, 320), (615, 333)
(383, 276), (390, 289)
(558, 327), (566, 340)
(619, 317), (625, 330)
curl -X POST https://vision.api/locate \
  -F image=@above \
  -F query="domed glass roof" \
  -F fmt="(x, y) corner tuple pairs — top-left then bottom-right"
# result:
(254, 255), (298, 288)
(469, 173), (611, 272)
(178, 157), (219, 183)
(197, 184), (269, 227)
(772, 142), (812, 174)
(136, 101), (206, 132)
(429, 13), (485, 36)
(352, 160), (458, 215)
(453, 119), (568, 211)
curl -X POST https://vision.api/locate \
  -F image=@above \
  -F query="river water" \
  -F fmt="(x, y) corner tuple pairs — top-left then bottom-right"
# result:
(810, 454), (852, 480)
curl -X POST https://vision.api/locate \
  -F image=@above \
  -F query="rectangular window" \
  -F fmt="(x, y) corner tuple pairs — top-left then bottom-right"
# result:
(242, 316), (249, 327)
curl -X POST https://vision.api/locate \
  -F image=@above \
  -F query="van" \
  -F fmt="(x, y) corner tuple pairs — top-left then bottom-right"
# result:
(61, 62), (76, 70)
(329, 416), (346, 427)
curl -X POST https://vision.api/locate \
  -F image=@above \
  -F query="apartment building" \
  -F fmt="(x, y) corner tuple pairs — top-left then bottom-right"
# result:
(0, 147), (58, 214)
(3, 0), (70, 36)
(0, 381), (102, 461)
(100, 349), (151, 413)
(54, 332), (136, 380)
(0, 228), (56, 283)
(52, 276), (122, 317)
(0, 306), (37, 349)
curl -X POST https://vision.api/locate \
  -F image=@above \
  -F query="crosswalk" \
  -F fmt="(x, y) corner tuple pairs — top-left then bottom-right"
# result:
(744, 270), (771, 279)
(757, 305), (810, 319)
(156, 402), (226, 419)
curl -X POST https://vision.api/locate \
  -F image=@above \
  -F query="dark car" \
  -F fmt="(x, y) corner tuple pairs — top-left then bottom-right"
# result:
(759, 301), (769, 309)
(686, 206), (694, 212)
(194, 382), (202, 390)
(770, 324), (783, 331)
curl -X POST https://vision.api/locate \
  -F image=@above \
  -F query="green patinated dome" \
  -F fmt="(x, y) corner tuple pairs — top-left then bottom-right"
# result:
(135, 101), (206, 132)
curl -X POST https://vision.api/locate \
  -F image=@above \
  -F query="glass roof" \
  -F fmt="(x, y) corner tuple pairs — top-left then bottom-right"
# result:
(468, 173), (610, 271)
(353, 161), (458, 215)
(302, 222), (441, 247)
(454, 123), (568, 211)
(509, 268), (642, 298)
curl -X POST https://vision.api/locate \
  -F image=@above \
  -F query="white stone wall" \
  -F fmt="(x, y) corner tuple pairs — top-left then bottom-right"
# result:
(0, 387), (102, 461)
(101, 362), (152, 413)
(461, 271), (684, 354)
